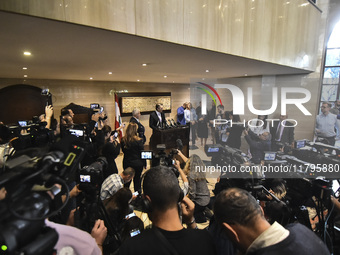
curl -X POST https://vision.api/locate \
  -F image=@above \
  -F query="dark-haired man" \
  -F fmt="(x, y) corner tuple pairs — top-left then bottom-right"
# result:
(119, 166), (216, 255)
(270, 114), (294, 151)
(149, 103), (166, 131)
(214, 188), (330, 255)
(244, 129), (271, 164)
(100, 167), (135, 200)
(149, 103), (167, 150)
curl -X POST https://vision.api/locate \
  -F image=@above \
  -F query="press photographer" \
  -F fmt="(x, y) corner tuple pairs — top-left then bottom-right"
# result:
(0, 134), (112, 255)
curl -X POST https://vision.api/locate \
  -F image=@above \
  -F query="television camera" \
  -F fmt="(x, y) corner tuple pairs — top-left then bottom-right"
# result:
(0, 131), (127, 254)
(8, 119), (55, 151)
(0, 136), (86, 255)
(150, 144), (179, 177)
(206, 140), (339, 253)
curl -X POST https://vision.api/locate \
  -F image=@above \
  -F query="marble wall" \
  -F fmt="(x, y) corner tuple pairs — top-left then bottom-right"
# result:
(0, 0), (322, 71)
(0, 78), (190, 144)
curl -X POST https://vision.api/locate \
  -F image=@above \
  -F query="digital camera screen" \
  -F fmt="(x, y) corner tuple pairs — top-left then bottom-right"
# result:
(141, 151), (152, 159)
(264, 152), (276, 161)
(70, 129), (84, 137)
(207, 147), (219, 153)
(295, 140), (306, 149)
(90, 103), (100, 109)
(80, 174), (91, 183)
(130, 229), (141, 237)
(18, 121), (27, 127)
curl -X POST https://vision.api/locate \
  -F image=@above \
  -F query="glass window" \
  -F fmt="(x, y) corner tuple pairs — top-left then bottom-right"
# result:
(328, 21), (340, 48)
(325, 49), (340, 66)
(321, 85), (338, 101)
(323, 67), (340, 84)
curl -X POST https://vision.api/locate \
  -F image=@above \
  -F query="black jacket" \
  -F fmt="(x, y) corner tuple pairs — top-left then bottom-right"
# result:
(149, 111), (166, 130)
(270, 120), (295, 145)
(121, 139), (145, 170)
(245, 130), (271, 164)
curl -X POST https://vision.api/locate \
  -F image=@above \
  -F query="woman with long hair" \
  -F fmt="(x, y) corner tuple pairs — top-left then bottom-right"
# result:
(121, 123), (145, 193)
(100, 125), (121, 179)
(182, 154), (210, 223)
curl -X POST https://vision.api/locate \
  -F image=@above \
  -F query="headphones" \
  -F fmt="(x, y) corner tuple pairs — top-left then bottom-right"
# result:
(140, 170), (184, 214)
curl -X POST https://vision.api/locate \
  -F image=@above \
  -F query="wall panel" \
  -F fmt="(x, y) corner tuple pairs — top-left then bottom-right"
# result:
(0, 0), (322, 71)
(0, 79), (190, 145)
(64, 0), (136, 33)
(135, 0), (184, 43)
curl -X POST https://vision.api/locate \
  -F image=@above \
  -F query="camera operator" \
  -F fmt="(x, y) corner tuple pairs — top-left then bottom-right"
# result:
(177, 150), (211, 222)
(103, 187), (133, 230)
(260, 179), (288, 225)
(39, 105), (54, 130)
(270, 114), (295, 151)
(214, 188), (330, 255)
(100, 125), (121, 178)
(173, 158), (189, 196)
(60, 108), (75, 128)
(243, 128), (271, 164)
(61, 108), (75, 119)
(90, 113), (106, 145)
(118, 165), (216, 255)
(100, 167), (135, 201)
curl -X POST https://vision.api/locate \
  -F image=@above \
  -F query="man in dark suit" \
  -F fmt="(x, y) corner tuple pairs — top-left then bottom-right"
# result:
(149, 103), (167, 131)
(149, 103), (167, 150)
(270, 114), (295, 151)
(130, 108), (146, 144)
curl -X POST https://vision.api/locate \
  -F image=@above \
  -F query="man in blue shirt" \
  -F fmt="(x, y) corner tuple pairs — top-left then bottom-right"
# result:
(177, 102), (188, 125)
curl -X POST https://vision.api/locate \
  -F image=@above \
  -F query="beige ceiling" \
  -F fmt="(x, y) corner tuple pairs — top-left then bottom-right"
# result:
(0, 11), (311, 84)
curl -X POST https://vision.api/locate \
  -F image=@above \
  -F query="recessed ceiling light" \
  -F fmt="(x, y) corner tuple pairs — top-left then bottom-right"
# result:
(108, 72), (112, 75)
(24, 75), (27, 77)
(142, 63), (147, 66)
(23, 67), (27, 70)
(205, 70), (210, 72)
(23, 51), (31, 56)
(164, 75), (167, 78)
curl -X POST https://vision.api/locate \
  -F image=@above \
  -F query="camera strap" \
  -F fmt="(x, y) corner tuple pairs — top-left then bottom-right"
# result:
(152, 227), (179, 255)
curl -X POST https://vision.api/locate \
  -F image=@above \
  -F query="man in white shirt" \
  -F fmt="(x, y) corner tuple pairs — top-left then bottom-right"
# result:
(315, 102), (340, 146)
